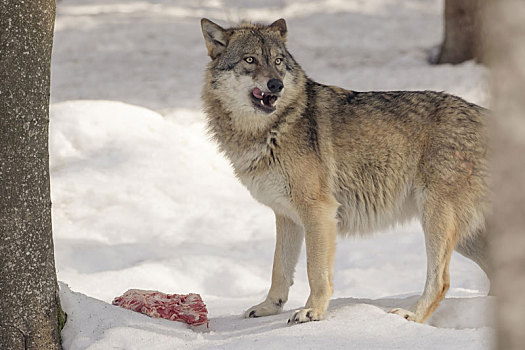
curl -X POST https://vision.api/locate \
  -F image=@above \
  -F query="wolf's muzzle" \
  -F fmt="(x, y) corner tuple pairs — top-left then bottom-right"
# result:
(267, 78), (284, 93)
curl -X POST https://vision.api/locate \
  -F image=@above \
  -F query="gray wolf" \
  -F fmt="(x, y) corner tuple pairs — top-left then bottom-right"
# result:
(200, 18), (490, 324)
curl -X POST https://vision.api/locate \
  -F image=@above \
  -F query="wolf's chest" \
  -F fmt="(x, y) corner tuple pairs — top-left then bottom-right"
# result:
(228, 142), (300, 221)
(239, 170), (300, 223)
(240, 171), (287, 205)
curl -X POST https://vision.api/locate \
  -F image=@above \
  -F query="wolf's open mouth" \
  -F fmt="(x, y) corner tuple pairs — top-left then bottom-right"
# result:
(250, 87), (278, 113)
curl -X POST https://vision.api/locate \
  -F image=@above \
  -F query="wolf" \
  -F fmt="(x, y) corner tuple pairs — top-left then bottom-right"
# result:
(200, 18), (490, 324)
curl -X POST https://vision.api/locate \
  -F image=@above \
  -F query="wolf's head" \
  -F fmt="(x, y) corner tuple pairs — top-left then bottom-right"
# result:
(201, 18), (304, 124)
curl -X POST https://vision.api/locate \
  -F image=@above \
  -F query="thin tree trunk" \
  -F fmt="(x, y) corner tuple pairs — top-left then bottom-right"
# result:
(435, 0), (484, 64)
(0, 0), (62, 349)
(485, 1), (525, 349)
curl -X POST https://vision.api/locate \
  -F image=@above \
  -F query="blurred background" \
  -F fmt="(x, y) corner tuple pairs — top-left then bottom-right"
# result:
(50, 0), (489, 112)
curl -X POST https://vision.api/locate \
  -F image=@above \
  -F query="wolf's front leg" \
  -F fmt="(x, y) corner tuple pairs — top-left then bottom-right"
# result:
(245, 214), (304, 318)
(288, 199), (338, 324)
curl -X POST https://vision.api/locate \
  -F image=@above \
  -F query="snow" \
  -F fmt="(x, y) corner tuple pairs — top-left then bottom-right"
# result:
(59, 282), (492, 350)
(50, 0), (493, 349)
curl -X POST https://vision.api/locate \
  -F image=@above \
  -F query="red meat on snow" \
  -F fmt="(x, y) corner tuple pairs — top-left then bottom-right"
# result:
(112, 289), (209, 327)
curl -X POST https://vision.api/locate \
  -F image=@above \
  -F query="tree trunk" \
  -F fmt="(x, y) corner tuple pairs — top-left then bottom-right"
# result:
(0, 0), (63, 349)
(435, 0), (484, 64)
(485, 1), (525, 349)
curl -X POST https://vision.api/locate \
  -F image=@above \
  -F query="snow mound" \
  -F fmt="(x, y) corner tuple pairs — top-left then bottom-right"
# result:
(60, 283), (494, 350)
(50, 100), (272, 303)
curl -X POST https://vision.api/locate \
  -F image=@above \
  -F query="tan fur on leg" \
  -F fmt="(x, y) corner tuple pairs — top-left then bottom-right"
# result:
(289, 196), (338, 324)
(391, 201), (458, 322)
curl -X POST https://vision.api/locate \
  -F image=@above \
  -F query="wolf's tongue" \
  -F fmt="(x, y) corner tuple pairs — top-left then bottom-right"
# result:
(252, 87), (263, 99)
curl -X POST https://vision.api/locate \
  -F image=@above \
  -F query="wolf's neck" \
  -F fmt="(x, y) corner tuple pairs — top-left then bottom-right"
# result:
(204, 98), (270, 151)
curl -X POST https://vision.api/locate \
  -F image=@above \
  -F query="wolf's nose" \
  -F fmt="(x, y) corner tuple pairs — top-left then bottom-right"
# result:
(267, 79), (284, 93)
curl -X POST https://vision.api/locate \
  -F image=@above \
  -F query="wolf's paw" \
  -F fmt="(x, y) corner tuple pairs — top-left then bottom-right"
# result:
(287, 308), (322, 324)
(244, 298), (283, 318)
(389, 308), (418, 321)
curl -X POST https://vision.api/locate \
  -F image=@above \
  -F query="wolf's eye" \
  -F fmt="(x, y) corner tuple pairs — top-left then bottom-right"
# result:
(275, 58), (282, 65)
(244, 57), (256, 64)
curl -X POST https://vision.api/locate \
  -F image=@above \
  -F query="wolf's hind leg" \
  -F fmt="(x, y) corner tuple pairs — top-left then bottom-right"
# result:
(455, 230), (492, 294)
(245, 214), (304, 318)
(391, 200), (457, 322)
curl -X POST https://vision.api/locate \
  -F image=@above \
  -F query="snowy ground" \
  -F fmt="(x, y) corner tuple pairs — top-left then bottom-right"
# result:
(50, 1), (493, 349)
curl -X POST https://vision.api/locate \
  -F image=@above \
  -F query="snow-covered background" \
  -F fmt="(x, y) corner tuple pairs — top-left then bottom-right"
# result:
(50, 0), (493, 349)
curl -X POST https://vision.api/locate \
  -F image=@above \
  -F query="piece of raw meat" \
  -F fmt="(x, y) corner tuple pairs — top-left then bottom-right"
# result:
(112, 289), (208, 327)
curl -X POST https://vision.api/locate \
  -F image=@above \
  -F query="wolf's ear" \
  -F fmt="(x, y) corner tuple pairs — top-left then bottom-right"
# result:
(201, 18), (230, 59)
(269, 18), (287, 41)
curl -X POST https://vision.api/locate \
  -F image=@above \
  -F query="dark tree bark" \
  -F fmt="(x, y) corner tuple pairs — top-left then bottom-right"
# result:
(435, 0), (485, 64)
(0, 0), (63, 349)
(485, 1), (525, 349)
